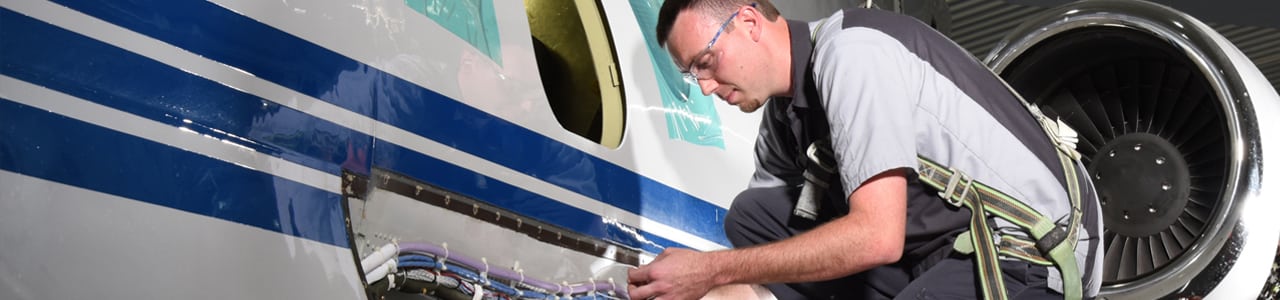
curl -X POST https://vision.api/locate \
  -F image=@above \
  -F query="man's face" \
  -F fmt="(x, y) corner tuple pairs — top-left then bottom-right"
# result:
(666, 6), (768, 112)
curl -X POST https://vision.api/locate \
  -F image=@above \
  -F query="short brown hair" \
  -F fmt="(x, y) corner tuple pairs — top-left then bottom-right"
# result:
(655, 0), (780, 48)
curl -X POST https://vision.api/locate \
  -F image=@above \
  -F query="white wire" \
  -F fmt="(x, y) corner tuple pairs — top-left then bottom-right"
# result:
(361, 242), (399, 274)
(366, 259), (398, 283)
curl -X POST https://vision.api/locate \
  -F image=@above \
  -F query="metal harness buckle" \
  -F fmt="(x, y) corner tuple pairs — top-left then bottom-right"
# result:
(939, 168), (973, 207)
(1035, 224), (1071, 255)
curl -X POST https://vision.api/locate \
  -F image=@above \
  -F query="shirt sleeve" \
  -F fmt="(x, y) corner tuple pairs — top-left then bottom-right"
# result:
(811, 28), (921, 198)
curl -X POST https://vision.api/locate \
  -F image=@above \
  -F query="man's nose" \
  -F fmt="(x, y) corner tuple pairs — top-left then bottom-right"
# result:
(697, 78), (717, 96)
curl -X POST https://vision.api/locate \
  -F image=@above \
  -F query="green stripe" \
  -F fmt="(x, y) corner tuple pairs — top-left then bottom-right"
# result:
(1001, 238), (1054, 265)
(917, 156), (1047, 229)
(967, 194), (1008, 300)
(918, 154), (1085, 299)
(1055, 151), (1084, 299)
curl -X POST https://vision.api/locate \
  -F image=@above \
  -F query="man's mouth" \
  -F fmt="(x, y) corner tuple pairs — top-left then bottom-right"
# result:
(719, 90), (736, 104)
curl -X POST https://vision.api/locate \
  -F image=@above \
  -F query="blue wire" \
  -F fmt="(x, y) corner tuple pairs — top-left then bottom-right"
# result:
(397, 260), (439, 270)
(436, 261), (523, 297)
(397, 254), (605, 299)
(571, 294), (624, 300)
(398, 254), (436, 264)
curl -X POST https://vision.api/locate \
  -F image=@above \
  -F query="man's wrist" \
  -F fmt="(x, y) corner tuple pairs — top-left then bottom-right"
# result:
(707, 249), (739, 286)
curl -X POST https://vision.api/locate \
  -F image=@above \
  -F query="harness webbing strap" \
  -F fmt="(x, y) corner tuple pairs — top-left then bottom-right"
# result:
(917, 159), (1046, 230)
(953, 232), (1056, 266)
(1024, 98), (1086, 300)
(1000, 236), (1054, 266)
(1049, 148), (1084, 300)
(917, 154), (1084, 299)
(963, 181), (1010, 300)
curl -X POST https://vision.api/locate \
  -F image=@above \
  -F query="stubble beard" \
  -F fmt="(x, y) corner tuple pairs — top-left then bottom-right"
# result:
(736, 96), (765, 113)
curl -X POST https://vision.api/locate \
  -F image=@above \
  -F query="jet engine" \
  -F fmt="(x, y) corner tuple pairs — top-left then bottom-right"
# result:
(985, 0), (1280, 298)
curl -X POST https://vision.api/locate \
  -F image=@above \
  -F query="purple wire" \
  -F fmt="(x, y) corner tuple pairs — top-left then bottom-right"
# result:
(397, 242), (625, 296)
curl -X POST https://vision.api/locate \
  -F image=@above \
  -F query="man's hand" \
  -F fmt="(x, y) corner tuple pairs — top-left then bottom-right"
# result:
(627, 248), (722, 300)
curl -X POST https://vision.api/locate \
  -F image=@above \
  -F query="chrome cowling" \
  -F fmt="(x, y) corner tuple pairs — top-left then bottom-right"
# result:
(985, 0), (1280, 298)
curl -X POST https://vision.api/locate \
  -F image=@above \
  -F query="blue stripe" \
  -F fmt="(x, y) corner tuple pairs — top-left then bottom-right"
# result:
(52, 0), (731, 246)
(0, 8), (372, 177)
(0, 6), (697, 251)
(374, 140), (678, 253)
(0, 99), (349, 247)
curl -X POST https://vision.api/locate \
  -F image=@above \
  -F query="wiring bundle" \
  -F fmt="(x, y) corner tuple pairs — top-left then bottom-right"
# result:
(362, 242), (629, 300)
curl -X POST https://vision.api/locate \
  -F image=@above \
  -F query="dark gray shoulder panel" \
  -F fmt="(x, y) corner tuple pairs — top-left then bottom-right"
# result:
(841, 8), (1067, 187)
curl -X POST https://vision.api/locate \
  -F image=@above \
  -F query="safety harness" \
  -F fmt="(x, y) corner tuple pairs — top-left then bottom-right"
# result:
(805, 14), (1089, 300)
(916, 117), (1085, 300)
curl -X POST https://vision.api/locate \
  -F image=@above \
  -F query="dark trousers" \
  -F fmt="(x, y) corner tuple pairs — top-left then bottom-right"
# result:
(724, 187), (1061, 299)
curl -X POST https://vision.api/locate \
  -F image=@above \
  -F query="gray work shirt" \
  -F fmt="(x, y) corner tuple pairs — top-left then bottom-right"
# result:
(748, 8), (1103, 296)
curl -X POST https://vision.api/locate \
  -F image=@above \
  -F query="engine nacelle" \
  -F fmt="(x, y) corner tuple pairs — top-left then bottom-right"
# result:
(985, 0), (1280, 298)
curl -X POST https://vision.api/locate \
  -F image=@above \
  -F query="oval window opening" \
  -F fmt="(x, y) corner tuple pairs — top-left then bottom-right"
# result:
(526, 0), (625, 148)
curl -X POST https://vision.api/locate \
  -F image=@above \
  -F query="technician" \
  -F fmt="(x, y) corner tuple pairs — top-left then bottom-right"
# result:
(627, 0), (1104, 299)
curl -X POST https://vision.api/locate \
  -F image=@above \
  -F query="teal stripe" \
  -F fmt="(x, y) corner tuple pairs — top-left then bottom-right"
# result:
(405, 0), (502, 66)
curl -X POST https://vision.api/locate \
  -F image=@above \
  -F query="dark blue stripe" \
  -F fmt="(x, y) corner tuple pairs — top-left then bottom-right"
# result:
(373, 140), (678, 253)
(0, 8), (372, 177)
(48, 0), (372, 117)
(0, 5), (712, 250)
(0, 99), (349, 247)
(52, 0), (731, 246)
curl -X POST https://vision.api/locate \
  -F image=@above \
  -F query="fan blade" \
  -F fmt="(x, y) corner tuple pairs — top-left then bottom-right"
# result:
(1051, 90), (1109, 150)
(1158, 91), (1210, 138)
(1077, 71), (1122, 139)
(1116, 59), (1144, 131)
(1165, 99), (1216, 144)
(1118, 236), (1138, 280)
(1136, 237), (1154, 274)
(1157, 229), (1180, 264)
(1104, 234), (1127, 281)
(1149, 64), (1192, 133)
(1085, 69), (1126, 136)
(1092, 65), (1128, 134)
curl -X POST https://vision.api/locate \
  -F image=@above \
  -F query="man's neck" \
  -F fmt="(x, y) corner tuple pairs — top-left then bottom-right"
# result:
(777, 19), (793, 97)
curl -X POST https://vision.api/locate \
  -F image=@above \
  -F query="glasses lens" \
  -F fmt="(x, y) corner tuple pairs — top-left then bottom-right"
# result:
(689, 53), (713, 80)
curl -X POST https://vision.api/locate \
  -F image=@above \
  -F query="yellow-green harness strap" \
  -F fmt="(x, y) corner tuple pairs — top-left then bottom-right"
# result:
(917, 153), (1084, 299)
(1031, 101), (1086, 300)
(1050, 148), (1084, 300)
(961, 172), (1009, 300)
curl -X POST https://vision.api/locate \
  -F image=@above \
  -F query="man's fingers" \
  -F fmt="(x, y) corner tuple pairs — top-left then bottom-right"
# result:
(628, 280), (662, 300)
(628, 265), (651, 284)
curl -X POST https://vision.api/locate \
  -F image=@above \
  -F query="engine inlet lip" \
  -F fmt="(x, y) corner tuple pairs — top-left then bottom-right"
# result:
(983, 0), (1263, 298)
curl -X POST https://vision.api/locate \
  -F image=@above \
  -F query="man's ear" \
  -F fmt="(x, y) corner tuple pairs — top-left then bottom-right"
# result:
(742, 6), (763, 43)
